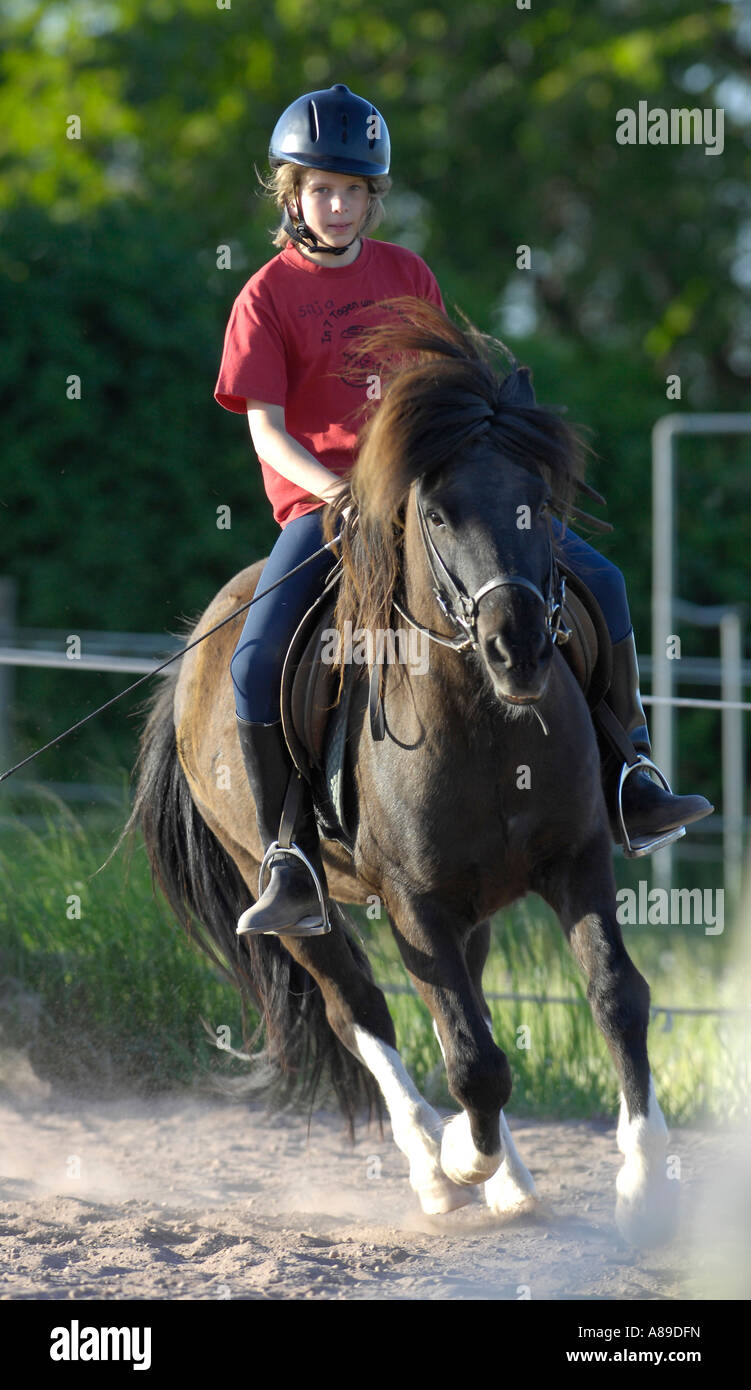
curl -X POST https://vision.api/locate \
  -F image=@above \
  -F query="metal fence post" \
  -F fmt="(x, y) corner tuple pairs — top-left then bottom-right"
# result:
(0, 577), (17, 773)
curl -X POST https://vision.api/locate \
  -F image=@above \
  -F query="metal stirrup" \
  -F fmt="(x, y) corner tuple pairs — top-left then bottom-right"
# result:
(256, 841), (331, 934)
(616, 755), (687, 859)
(593, 700), (688, 858)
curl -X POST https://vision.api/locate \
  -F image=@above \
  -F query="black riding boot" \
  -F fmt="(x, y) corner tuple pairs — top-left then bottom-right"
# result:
(598, 632), (714, 856)
(235, 717), (330, 936)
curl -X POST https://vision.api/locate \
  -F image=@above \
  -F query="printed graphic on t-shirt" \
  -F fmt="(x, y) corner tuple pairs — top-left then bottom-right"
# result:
(295, 296), (374, 338)
(295, 296), (383, 387)
(339, 323), (385, 388)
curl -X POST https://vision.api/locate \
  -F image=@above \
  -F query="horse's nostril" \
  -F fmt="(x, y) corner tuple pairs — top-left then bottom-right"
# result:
(486, 634), (512, 668)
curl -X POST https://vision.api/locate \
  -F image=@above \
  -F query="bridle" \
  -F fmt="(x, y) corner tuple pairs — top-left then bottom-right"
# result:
(391, 483), (572, 655)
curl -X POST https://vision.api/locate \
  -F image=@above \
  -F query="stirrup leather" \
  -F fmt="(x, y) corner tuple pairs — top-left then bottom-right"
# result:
(617, 755), (687, 859)
(256, 840), (331, 935)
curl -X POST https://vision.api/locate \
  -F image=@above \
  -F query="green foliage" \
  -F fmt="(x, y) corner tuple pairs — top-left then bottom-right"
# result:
(1, 199), (273, 631)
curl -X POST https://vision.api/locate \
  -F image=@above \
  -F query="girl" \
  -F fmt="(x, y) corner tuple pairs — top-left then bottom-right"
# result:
(214, 84), (711, 939)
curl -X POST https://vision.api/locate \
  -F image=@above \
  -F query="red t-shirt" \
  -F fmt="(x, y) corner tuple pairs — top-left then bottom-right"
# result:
(214, 237), (445, 527)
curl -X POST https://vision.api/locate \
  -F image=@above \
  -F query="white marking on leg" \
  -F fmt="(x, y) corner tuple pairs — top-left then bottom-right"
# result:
(615, 1074), (678, 1246)
(469, 1012), (538, 1214)
(484, 1111), (539, 1214)
(352, 1026), (472, 1215)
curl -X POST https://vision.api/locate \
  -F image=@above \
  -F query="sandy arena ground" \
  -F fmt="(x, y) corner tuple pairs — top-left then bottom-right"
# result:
(1, 1053), (749, 1303)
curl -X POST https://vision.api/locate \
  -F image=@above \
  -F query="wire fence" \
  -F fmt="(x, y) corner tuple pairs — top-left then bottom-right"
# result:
(376, 980), (750, 1025)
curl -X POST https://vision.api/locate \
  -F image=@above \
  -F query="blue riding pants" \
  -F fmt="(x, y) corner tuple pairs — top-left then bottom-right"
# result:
(230, 509), (631, 723)
(231, 509), (336, 724)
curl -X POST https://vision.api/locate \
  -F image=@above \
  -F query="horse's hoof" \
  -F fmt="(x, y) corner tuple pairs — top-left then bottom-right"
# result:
(440, 1112), (501, 1187)
(615, 1174), (680, 1247)
(417, 1177), (477, 1215)
(484, 1162), (539, 1217)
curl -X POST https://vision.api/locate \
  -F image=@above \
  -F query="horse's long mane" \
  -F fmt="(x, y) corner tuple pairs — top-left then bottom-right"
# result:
(323, 296), (600, 641)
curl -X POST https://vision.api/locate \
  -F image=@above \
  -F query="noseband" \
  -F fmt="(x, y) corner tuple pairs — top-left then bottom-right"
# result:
(392, 484), (572, 655)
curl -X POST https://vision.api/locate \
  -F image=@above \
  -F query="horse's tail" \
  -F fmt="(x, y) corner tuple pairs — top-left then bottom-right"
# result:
(123, 671), (381, 1134)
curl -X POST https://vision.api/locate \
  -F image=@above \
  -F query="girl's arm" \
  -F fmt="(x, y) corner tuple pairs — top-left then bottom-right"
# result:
(246, 400), (349, 504)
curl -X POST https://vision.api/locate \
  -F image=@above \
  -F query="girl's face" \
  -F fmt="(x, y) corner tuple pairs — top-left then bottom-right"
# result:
(295, 168), (370, 248)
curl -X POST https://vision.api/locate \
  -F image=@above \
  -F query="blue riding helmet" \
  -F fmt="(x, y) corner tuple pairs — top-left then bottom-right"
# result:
(269, 83), (390, 177)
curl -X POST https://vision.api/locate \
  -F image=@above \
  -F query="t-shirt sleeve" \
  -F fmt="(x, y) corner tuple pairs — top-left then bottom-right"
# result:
(413, 255), (445, 314)
(214, 284), (288, 414)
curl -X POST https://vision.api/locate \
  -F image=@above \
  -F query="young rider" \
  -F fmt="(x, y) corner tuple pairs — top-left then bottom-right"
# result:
(214, 84), (712, 940)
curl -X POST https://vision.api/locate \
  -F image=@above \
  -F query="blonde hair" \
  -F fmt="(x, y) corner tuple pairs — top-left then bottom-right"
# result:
(256, 161), (392, 249)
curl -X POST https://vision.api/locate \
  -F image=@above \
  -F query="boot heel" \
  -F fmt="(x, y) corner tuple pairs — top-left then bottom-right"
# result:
(624, 828), (687, 859)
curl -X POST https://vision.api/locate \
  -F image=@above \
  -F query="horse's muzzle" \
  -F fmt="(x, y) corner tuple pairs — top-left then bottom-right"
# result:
(482, 627), (552, 702)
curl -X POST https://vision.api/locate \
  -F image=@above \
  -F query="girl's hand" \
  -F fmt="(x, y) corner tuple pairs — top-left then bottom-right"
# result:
(324, 482), (355, 520)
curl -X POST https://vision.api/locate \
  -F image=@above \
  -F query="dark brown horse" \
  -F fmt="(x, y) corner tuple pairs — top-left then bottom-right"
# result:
(130, 300), (676, 1246)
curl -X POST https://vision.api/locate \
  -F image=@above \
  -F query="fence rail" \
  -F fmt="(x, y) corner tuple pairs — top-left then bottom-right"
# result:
(1, 630), (748, 882)
(1, 643), (750, 699)
(3, 645), (750, 710)
(377, 980), (751, 1023)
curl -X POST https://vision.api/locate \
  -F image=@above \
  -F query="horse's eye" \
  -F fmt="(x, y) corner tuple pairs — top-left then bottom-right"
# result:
(427, 510), (445, 528)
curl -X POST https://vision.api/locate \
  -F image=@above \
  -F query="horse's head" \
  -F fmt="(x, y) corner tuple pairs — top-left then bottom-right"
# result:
(325, 297), (601, 713)
(411, 419), (564, 705)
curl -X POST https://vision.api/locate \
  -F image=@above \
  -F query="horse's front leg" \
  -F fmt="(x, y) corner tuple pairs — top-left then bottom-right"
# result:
(388, 895), (511, 1190)
(538, 834), (678, 1247)
(283, 914), (471, 1216)
(464, 922), (539, 1216)
(351, 1027), (473, 1214)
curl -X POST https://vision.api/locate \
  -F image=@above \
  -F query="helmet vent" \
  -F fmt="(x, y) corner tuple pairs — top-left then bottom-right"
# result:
(308, 101), (320, 143)
(340, 112), (349, 144)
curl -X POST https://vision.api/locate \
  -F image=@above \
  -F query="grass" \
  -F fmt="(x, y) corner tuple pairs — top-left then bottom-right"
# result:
(0, 790), (248, 1095)
(0, 792), (748, 1126)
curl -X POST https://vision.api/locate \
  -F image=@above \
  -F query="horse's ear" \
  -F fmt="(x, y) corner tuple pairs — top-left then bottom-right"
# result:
(497, 366), (536, 406)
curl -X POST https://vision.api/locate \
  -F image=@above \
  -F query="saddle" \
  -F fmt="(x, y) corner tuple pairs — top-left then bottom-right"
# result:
(280, 559), (613, 848)
(280, 561), (359, 849)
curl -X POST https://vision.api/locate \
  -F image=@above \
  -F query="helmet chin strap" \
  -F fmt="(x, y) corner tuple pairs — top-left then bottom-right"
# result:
(281, 202), (358, 257)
